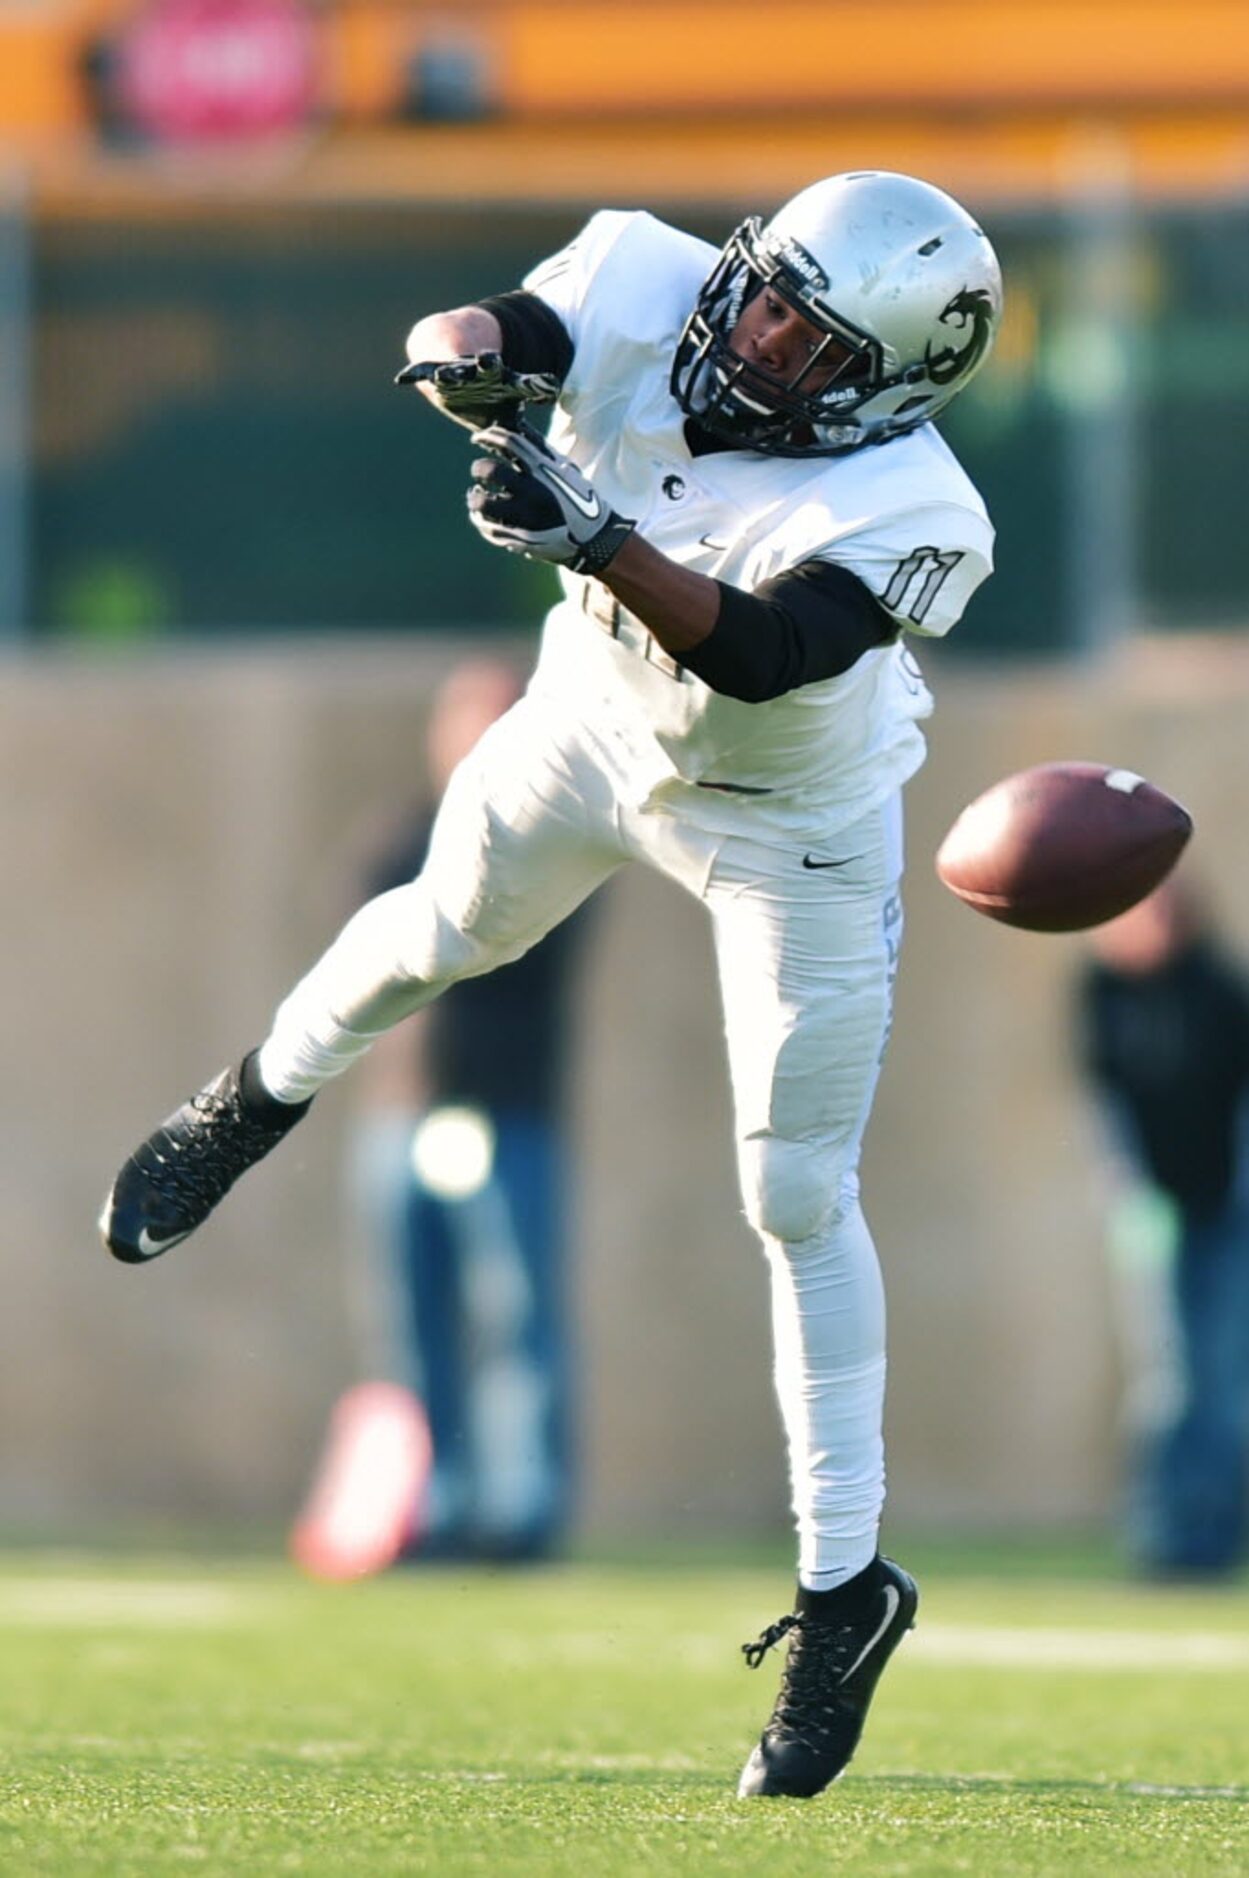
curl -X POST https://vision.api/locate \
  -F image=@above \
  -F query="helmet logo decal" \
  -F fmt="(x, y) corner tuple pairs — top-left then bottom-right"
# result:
(924, 288), (995, 386)
(763, 233), (829, 294)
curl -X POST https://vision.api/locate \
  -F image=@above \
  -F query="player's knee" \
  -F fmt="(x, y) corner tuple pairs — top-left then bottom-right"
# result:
(335, 878), (540, 1032)
(328, 884), (480, 1030)
(740, 1137), (846, 1246)
(394, 894), (514, 1010)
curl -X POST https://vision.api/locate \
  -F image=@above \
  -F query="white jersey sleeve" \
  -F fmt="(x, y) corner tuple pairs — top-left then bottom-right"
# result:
(523, 211), (659, 352)
(825, 500), (994, 641)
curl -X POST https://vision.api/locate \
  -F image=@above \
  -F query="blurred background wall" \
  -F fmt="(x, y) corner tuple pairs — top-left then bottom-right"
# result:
(2, 0), (1248, 1546)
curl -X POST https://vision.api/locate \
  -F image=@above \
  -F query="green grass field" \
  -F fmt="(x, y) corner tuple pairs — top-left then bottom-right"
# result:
(1, 1542), (1245, 1875)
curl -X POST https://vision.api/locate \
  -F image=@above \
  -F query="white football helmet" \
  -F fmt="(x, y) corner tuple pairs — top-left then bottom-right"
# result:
(671, 171), (1002, 457)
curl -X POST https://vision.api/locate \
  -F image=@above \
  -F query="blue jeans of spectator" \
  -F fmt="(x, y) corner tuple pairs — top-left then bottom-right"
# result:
(1143, 1197), (1249, 1573)
(395, 1107), (571, 1556)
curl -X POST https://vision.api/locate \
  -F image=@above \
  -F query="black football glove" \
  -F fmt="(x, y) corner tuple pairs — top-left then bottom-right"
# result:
(467, 424), (636, 576)
(395, 352), (560, 432)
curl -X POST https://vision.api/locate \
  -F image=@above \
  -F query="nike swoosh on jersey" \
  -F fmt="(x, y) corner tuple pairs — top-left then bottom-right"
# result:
(544, 466), (602, 521)
(802, 852), (861, 870)
(839, 1583), (902, 1683)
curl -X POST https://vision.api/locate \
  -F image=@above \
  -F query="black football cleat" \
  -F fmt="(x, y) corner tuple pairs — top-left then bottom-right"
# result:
(100, 1060), (309, 1264)
(738, 1556), (918, 1798)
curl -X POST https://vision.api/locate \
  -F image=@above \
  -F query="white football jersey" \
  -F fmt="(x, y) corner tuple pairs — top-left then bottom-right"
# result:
(523, 211), (994, 836)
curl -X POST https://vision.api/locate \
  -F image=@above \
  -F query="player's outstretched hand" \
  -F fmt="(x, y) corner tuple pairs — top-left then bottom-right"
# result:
(395, 353), (560, 431)
(467, 424), (636, 576)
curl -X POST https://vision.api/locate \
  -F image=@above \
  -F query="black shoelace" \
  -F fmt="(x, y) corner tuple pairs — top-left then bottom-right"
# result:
(742, 1613), (801, 1668)
(741, 1612), (864, 1746)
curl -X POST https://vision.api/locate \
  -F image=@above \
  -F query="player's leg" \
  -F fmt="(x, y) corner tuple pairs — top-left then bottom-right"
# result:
(100, 699), (622, 1263)
(708, 800), (903, 1584)
(702, 795), (916, 1796)
(257, 700), (622, 1098)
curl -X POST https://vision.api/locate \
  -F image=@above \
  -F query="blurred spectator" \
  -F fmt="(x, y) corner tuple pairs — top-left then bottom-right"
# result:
(1075, 874), (1249, 1579)
(292, 655), (590, 1577)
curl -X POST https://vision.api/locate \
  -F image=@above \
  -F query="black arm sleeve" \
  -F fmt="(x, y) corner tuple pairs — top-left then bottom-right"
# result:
(476, 291), (575, 382)
(678, 559), (899, 703)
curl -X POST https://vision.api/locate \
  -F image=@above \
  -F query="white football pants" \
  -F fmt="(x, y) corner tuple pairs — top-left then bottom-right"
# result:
(259, 693), (904, 1589)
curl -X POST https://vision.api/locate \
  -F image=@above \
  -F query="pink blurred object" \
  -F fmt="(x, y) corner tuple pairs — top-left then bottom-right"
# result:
(289, 1382), (432, 1582)
(118, 0), (317, 143)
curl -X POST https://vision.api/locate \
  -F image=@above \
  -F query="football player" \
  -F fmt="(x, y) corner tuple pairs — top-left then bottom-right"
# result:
(101, 171), (1001, 1798)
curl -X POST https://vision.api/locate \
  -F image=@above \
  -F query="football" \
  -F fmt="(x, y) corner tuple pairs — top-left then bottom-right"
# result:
(935, 761), (1193, 932)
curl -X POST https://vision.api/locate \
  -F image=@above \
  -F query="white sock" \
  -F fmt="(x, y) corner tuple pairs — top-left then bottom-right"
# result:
(256, 1017), (385, 1106)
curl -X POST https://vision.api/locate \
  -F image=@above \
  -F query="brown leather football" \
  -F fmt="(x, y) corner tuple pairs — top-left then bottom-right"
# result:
(935, 761), (1193, 932)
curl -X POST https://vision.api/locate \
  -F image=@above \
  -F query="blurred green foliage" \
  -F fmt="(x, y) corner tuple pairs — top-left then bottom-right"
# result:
(30, 200), (1249, 653)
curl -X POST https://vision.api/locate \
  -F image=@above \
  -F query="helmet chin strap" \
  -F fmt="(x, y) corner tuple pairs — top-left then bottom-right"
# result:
(705, 358), (792, 438)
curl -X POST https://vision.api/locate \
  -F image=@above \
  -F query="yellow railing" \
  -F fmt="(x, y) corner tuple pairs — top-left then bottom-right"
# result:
(3, 0), (1249, 206)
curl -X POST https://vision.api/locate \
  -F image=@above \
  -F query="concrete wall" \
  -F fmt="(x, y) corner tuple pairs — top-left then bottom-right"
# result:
(4, 630), (1245, 1545)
